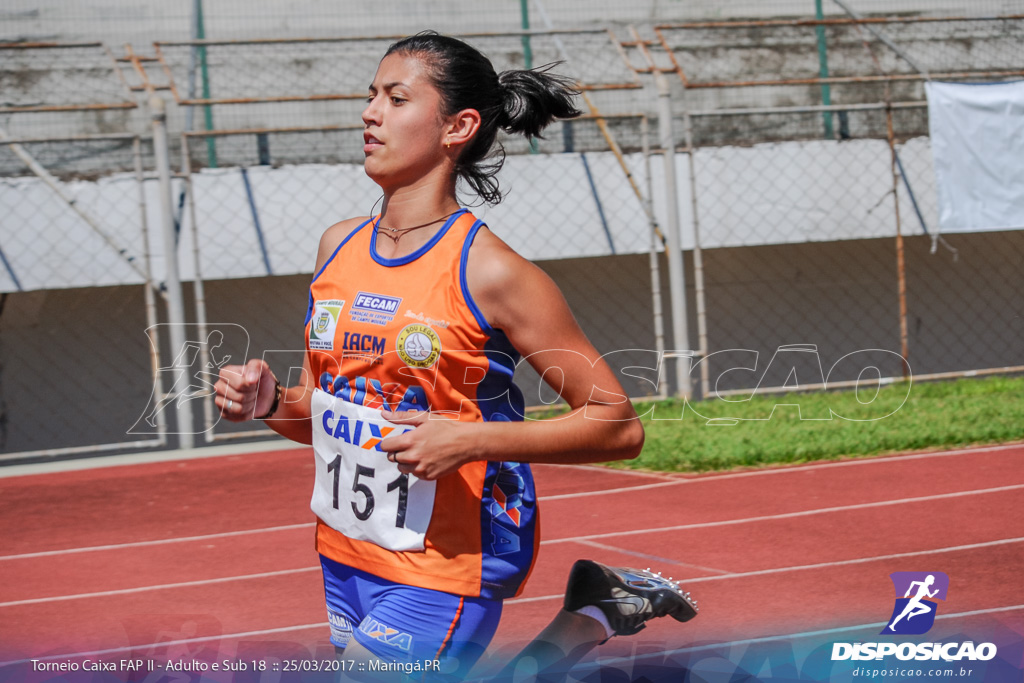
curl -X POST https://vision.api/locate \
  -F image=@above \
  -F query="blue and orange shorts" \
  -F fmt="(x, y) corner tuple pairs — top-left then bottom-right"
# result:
(319, 555), (503, 676)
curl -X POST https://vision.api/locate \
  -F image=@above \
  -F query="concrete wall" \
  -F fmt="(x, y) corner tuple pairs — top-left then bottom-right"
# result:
(3, 231), (1021, 456)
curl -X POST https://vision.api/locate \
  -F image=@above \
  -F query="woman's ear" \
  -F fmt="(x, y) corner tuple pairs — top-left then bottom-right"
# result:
(444, 108), (482, 150)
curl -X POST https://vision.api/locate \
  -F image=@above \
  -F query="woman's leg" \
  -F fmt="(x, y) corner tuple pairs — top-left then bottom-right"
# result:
(489, 560), (699, 680)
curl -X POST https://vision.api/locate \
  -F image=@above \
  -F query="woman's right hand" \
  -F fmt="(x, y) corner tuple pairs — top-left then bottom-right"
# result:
(215, 358), (278, 422)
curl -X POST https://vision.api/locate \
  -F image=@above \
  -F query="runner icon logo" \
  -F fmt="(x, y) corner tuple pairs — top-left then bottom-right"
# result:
(882, 571), (949, 635)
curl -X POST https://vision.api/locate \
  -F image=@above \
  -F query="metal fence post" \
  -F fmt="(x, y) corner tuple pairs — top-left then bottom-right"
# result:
(655, 72), (693, 399)
(150, 95), (194, 448)
(642, 116), (668, 399)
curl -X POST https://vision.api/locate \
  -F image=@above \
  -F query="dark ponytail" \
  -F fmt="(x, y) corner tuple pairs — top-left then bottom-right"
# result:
(384, 31), (581, 205)
(498, 67), (582, 139)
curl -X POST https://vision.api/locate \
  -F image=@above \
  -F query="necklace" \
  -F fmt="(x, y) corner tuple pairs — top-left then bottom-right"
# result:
(375, 211), (459, 244)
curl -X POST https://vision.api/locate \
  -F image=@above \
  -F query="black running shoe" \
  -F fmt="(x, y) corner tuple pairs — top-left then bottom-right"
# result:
(563, 559), (699, 636)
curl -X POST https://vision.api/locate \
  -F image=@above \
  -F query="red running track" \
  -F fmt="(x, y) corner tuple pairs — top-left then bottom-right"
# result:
(1, 443), (1022, 672)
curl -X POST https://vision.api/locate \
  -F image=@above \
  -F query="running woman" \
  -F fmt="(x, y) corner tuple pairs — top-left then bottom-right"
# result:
(888, 574), (939, 631)
(215, 31), (696, 678)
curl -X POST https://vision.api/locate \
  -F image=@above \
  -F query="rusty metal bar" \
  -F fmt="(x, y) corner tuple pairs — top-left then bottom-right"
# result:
(654, 27), (690, 87)
(101, 43), (139, 104)
(0, 133), (140, 144)
(154, 28), (611, 48)
(889, 106), (911, 378)
(688, 101), (927, 117)
(121, 43), (175, 98)
(153, 43), (183, 103)
(607, 28), (638, 76)
(0, 102), (136, 114)
(0, 41), (105, 49)
(578, 82), (643, 92)
(656, 14), (1024, 31)
(676, 70), (1024, 90)
(183, 123), (363, 137)
(179, 93), (368, 106)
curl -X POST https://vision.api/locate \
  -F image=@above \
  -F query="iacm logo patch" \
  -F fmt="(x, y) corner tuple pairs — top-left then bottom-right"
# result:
(882, 571), (949, 635)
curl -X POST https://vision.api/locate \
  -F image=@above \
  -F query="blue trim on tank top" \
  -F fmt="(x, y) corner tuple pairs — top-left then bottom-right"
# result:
(459, 219), (493, 333)
(369, 208), (469, 267)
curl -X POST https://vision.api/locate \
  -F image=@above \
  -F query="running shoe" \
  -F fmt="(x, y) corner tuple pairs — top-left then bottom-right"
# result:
(563, 559), (698, 636)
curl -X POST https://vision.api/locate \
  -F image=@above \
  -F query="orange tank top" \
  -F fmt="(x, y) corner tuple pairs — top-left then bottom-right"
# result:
(304, 210), (538, 599)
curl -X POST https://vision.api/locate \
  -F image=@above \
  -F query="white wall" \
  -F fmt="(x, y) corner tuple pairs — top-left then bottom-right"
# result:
(0, 139), (938, 293)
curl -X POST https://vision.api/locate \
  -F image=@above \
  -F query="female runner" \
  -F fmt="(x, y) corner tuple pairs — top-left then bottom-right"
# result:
(215, 31), (694, 678)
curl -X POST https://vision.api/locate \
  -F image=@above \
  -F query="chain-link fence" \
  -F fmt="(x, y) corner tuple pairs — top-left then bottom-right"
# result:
(0, 43), (163, 457)
(2, 13), (1023, 458)
(634, 14), (1024, 395)
(5, 0), (1021, 45)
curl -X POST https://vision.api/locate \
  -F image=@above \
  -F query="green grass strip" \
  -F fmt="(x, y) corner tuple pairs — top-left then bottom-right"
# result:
(614, 375), (1024, 473)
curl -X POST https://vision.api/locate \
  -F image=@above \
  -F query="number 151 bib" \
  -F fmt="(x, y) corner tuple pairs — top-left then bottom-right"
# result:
(310, 389), (437, 552)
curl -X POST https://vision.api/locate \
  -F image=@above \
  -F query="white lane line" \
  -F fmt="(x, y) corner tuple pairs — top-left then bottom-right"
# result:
(13, 533), (1017, 611)
(0, 523), (314, 562)
(672, 441), (1024, 482)
(0, 622), (327, 668)
(542, 482), (1024, 544)
(6, 479), (1020, 565)
(508, 537), (1024, 606)
(0, 567), (319, 608)
(574, 603), (1024, 670)
(574, 539), (731, 575)
(544, 442), (1024, 501)
(679, 536), (1024, 584)
(541, 479), (686, 501)
(3, 443), (1018, 561)
(539, 462), (679, 481)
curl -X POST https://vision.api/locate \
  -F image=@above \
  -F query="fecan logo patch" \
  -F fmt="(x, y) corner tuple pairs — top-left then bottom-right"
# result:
(309, 299), (344, 350)
(396, 324), (441, 368)
(882, 571), (949, 635)
(350, 292), (402, 326)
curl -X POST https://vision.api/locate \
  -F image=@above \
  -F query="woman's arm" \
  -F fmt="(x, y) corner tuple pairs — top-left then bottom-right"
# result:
(379, 227), (644, 480)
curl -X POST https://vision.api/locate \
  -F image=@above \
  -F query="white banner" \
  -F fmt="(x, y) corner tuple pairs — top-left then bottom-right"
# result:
(926, 80), (1024, 233)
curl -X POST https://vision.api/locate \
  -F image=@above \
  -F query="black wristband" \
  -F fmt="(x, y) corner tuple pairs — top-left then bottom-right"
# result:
(255, 380), (282, 420)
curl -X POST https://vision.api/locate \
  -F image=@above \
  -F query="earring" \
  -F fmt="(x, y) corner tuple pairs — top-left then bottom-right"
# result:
(446, 140), (451, 149)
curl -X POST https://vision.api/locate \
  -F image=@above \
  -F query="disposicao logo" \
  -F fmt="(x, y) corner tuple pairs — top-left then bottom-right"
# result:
(882, 571), (949, 635)
(831, 572), (998, 663)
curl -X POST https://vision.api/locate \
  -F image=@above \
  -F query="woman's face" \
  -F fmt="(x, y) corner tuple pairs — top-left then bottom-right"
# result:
(362, 52), (449, 190)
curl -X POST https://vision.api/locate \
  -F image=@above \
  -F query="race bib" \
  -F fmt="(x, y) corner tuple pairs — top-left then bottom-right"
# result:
(310, 389), (436, 551)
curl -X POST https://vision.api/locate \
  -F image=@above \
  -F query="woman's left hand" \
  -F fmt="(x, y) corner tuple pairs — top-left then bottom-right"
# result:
(378, 410), (475, 481)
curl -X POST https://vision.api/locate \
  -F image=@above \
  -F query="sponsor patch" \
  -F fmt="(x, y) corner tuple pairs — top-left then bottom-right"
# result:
(351, 292), (402, 326)
(327, 609), (353, 647)
(340, 331), (387, 365)
(396, 323), (441, 369)
(358, 617), (413, 653)
(403, 309), (450, 329)
(309, 299), (344, 350)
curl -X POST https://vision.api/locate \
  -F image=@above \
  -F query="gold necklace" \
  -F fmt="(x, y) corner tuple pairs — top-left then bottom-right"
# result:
(375, 210), (460, 244)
